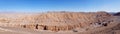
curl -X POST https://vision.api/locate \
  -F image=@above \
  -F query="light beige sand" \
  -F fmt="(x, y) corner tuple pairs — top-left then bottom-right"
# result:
(0, 12), (120, 34)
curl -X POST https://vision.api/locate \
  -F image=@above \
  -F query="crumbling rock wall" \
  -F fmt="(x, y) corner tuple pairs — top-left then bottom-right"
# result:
(0, 12), (112, 32)
(33, 12), (112, 31)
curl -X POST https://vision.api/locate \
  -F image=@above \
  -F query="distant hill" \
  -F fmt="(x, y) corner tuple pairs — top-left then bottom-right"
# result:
(113, 12), (120, 16)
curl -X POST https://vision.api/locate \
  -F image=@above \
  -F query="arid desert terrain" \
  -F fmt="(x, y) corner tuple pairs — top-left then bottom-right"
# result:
(0, 11), (120, 34)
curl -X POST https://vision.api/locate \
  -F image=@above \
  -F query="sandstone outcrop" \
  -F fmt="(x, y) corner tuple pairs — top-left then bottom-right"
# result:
(0, 12), (113, 32)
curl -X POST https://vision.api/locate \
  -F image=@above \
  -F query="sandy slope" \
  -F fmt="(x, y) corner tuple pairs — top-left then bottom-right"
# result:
(0, 12), (120, 34)
(0, 16), (119, 34)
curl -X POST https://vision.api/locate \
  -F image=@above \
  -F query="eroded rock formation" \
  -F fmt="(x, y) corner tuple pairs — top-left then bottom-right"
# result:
(0, 12), (113, 32)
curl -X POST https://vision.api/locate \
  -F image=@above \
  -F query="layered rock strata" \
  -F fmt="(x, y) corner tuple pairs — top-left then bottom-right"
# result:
(0, 12), (112, 32)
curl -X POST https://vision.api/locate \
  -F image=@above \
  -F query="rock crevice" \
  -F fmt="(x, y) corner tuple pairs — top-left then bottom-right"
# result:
(0, 12), (113, 32)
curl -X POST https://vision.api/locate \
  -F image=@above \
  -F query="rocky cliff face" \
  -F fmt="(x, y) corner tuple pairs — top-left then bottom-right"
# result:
(0, 12), (112, 32)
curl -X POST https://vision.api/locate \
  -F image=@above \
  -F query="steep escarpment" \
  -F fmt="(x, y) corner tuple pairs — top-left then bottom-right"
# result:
(33, 12), (112, 31)
(0, 12), (113, 32)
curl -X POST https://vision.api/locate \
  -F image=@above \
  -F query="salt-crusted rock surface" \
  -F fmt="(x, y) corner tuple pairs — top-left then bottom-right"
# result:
(0, 11), (120, 34)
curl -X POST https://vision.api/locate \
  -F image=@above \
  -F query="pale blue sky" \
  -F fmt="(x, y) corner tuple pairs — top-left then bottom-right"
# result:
(0, 0), (120, 13)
